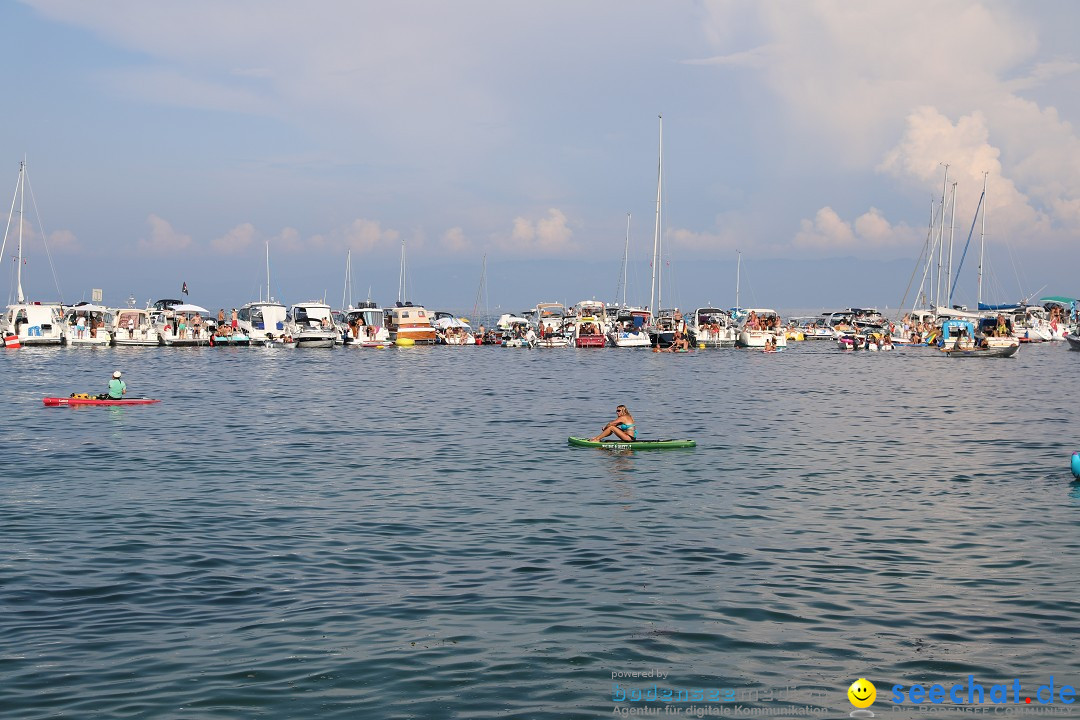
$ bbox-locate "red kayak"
[43,397,161,407]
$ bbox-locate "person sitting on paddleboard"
[99,371,126,400]
[589,405,636,442]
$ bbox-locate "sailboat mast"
[936,164,949,308]
[735,250,741,310]
[650,114,663,315]
[947,181,957,308]
[265,240,271,302]
[977,172,988,308]
[397,238,406,304]
[16,159,25,304]
[621,212,630,308]
[341,249,348,310]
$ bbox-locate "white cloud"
[211,222,257,254]
[878,107,1050,242]
[698,1,1080,248]
[794,206,919,253]
[137,214,192,254]
[342,218,398,253]
[501,208,575,254]
[442,227,469,253]
[48,229,80,253]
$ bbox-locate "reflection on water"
[2,342,1079,718]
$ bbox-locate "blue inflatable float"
[1072,452,1080,479]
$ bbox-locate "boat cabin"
[941,319,976,349]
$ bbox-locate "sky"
[2,0,1080,313]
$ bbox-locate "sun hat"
[113,371,122,378]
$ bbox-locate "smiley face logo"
[848,678,876,708]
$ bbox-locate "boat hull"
[568,436,696,450]
[941,344,1019,358]
[575,335,606,348]
[44,397,161,407]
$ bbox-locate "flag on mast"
[182,282,189,295]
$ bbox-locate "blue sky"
[3,1,1080,313]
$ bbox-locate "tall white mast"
[946,181,957,308]
[936,163,949,308]
[621,212,631,308]
[735,250,741,310]
[977,172,988,308]
[265,240,271,302]
[15,158,26,302]
[16,159,25,304]
[397,238,406,304]
[650,114,663,315]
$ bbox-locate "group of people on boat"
[744,311,781,331]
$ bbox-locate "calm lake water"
[3,341,1079,719]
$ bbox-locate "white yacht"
[689,307,736,347]
[737,308,787,348]
[154,301,210,346]
[110,307,161,346]
[289,302,338,348]
[342,302,392,347]
[3,303,66,346]
[237,301,288,345]
[65,304,113,346]
[607,307,652,348]
[433,311,475,345]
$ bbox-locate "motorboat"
[342,302,392,347]
[573,314,606,348]
[289,302,339,348]
[110,307,161,346]
[607,307,652,348]
[689,307,736,347]
[237,301,288,345]
[384,303,436,345]
[155,301,210,346]
[433,311,475,345]
[736,308,787,349]
[939,319,1018,357]
[65,304,112,346]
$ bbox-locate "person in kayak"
[107,370,126,399]
[589,404,636,442]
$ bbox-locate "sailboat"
[645,116,688,349]
[608,212,651,348]
[1,159,67,346]
[341,249,392,347]
[384,238,435,345]
[237,241,288,346]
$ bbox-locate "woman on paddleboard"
[106,371,126,400]
[589,404,636,442]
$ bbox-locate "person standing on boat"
[107,371,126,399]
[589,405,636,443]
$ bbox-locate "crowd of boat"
[4,296,1079,356]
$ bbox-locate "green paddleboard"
[567,436,696,450]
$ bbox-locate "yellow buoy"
[698,343,706,349]
[395,338,415,347]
